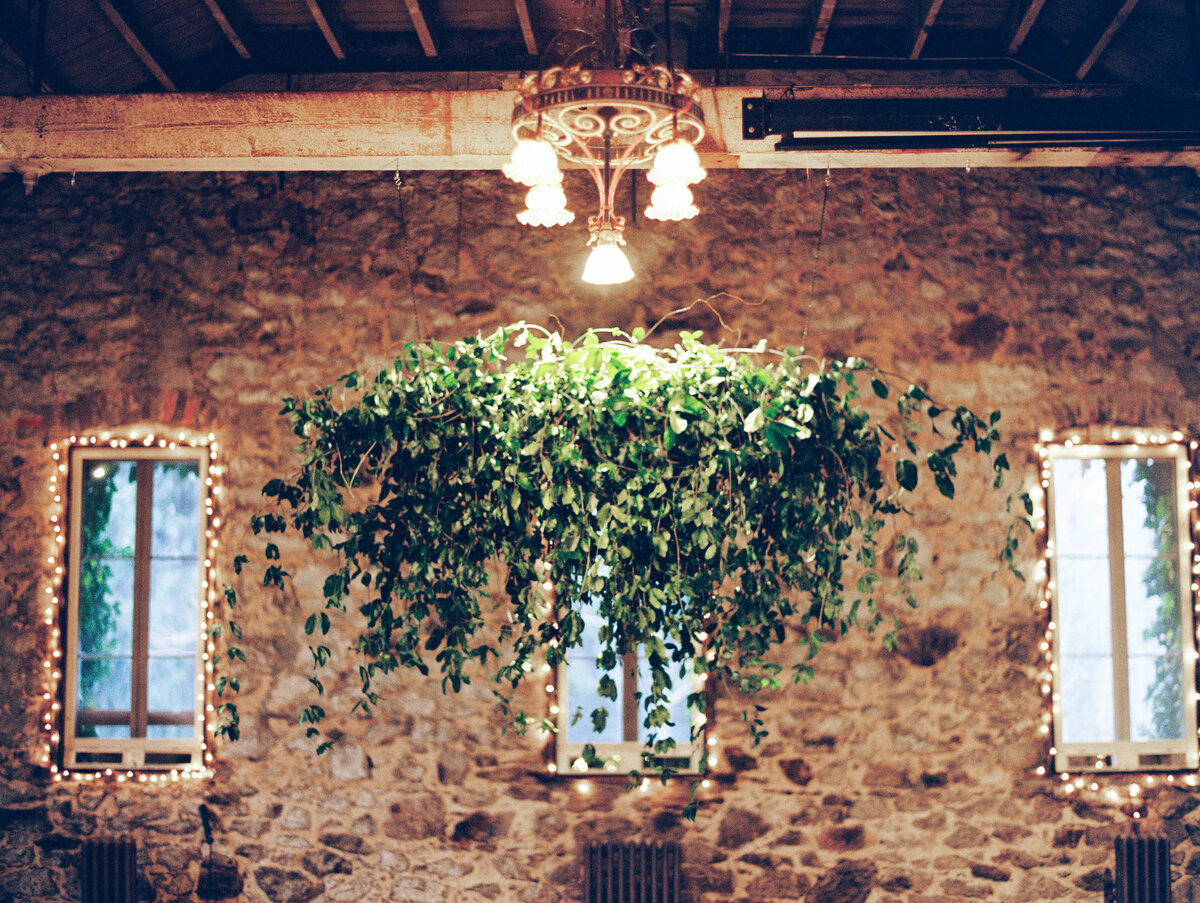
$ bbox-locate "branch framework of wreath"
[216,323,1027,802]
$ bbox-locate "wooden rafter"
[1006,0,1048,54]
[718,0,732,55]
[197,0,254,60]
[514,0,537,56]
[1075,0,1141,80]
[0,21,59,92]
[92,0,176,90]
[404,0,439,58]
[809,0,838,55]
[910,0,947,59]
[302,0,348,60]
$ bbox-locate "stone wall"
[0,166,1198,903]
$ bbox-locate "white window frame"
[556,644,706,776]
[63,445,209,771]
[1047,441,1198,773]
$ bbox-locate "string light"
[1035,426,1200,809]
[40,426,221,782]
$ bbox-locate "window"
[1047,440,1197,772]
[556,597,705,775]
[63,445,209,770]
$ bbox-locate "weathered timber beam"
[0,23,59,93]
[92,0,177,91]
[2,88,1200,175]
[910,0,947,59]
[514,0,538,56]
[1076,0,1141,80]
[404,0,439,57]
[198,0,255,60]
[718,0,732,55]
[1006,0,1048,54]
[302,0,348,60]
[809,0,838,55]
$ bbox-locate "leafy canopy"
[217,324,1023,790]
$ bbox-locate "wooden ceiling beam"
[198,0,255,60]
[302,0,348,60]
[809,0,838,55]
[1006,0,1048,54]
[0,21,60,93]
[909,0,947,60]
[514,0,538,56]
[3,88,1200,175]
[92,0,176,91]
[1075,0,1141,80]
[718,0,732,55]
[403,0,439,58]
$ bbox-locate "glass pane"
[1055,558,1112,657]
[147,723,194,740]
[152,461,201,556]
[149,559,200,656]
[76,656,131,722]
[636,657,693,747]
[78,557,134,656]
[1130,654,1185,741]
[1059,655,1115,743]
[147,656,197,721]
[1121,459,1178,558]
[1052,458,1110,557]
[566,597,623,744]
[89,724,131,740]
[1125,563,1181,658]
[81,460,137,558]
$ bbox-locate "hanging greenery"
[217,322,1027,803]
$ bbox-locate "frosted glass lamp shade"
[581,240,634,285]
[645,184,698,221]
[516,185,575,227]
[648,139,706,186]
[503,139,562,187]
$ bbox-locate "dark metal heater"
[81,837,137,903]
[584,841,681,903]
[1114,834,1171,903]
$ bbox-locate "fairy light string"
[41,426,221,784]
[1032,427,1200,818]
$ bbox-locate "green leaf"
[896,460,918,491]
[870,378,889,399]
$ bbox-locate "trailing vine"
[216,322,1028,808]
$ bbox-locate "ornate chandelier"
[503,0,706,285]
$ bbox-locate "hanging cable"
[800,168,831,352]
[394,161,424,342]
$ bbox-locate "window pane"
[147,656,197,726]
[149,559,200,656]
[1130,654,1185,741]
[82,461,137,557]
[147,724,194,740]
[565,598,623,745]
[1055,558,1112,657]
[1121,459,1177,558]
[1059,655,1115,743]
[636,658,692,747]
[152,462,201,555]
[1052,458,1109,557]
[78,557,134,656]
[77,656,131,729]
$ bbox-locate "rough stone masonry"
[0,166,1198,902]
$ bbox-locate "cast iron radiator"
[81,837,137,903]
[584,841,681,903]
[1114,834,1170,903]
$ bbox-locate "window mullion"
[623,651,638,743]
[131,460,154,739]
[1106,459,1131,743]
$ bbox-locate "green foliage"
[217,324,1021,799]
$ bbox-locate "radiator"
[584,841,681,903]
[81,837,137,903]
[1114,834,1171,903]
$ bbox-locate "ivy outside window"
[63,446,209,771]
[1046,440,1198,773]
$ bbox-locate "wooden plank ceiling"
[0,0,1195,97]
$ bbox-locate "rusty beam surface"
[92,0,177,91]
[2,88,1199,175]
[809,0,838,55]
[404,0,439,57]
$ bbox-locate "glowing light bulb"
[503,139,561,187]
[516,185,574,227]
[581,239,634,285]
[648,139,706,186]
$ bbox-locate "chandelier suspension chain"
[801,168,832,351]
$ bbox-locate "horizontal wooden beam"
[1,88,1199,176]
